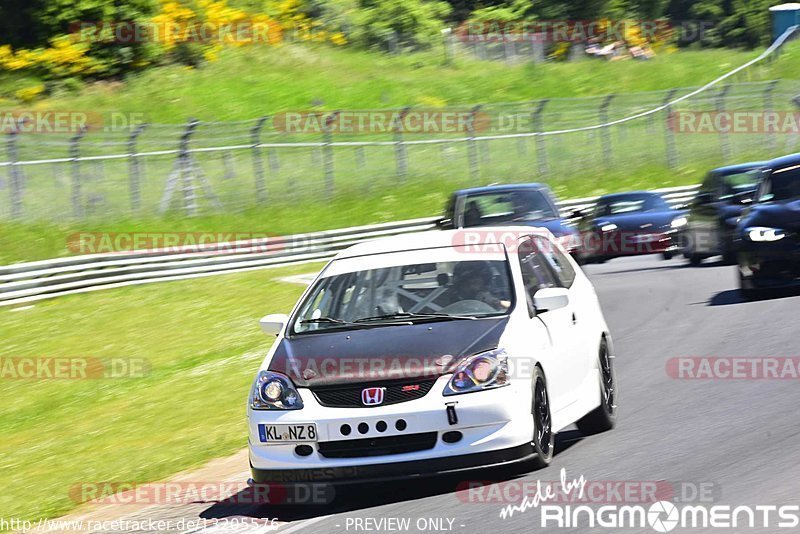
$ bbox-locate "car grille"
[318,432,438,458]
[312,379,437,408]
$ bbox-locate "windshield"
[719,170,761,201]
[759,166,800,202]
[595,194,670,216]
[292,253,514,334]
[459,190,558,226]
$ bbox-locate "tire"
[662,251,673,260]
[530,367,554,469]
[688,254,703,266]
[576,338,617,435]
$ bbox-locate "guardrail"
[0,184,700,306]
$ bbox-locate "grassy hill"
[5,43,800,121]
[1,42,800,264]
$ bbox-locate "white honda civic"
[247,227,616,484]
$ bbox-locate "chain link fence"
[2,77,800,223]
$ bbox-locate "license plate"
[258,424,317,444]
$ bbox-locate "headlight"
[744,226,786,242]
[250,370,303,410]
[443,349,510,396]
[600,223,617,232]
[671,216,688,228]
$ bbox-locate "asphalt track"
[81,255,800,534]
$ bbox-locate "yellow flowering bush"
[14,84,46,102]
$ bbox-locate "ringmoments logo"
[539,502,800,531]
[495,469,799,531]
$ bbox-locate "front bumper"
[738,238,800,288]
[248,376,533,483]
[581,230,678,259]
[250,443,536,484]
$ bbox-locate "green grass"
[7,43,800,121]
[0,262,323,521]
[1,42,800,264]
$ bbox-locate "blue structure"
[770,3,800,41]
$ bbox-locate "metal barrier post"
[70,126,88,219]
[662,89,678,168]
[322,112,338,199]
[6,120,23,219]
[532,99,549,176]
[467,105,481,181]
[764,81,779,151]
[128,123,148,214]
[715,85,731,162]
[251,117,268,204]
[599,95,615,166]
[394,107,410,181]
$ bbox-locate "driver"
[446,261,511,310]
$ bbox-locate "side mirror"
[533,287,570,312]
[259,313,288,336]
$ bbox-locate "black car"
[576,191,687,262]
[681,162,766,265]
[438,183,580,255]
[737,153,800,298]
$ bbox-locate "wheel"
[688,254,703,266]
[662,251,673,260]
[576,338,617,435]
[530,367,554,468]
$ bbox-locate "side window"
[533,235,576,289]
[517,238,559,311]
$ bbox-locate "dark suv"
[681,162,766,265]
[737,153,800,298]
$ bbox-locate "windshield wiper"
[355,312,478,323]
[298,316,410,329]
[299,317,353,325]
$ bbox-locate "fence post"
[393,107,410,181]
[355,147,366,168]
[180,118,199,217]
[70,126,88,219]
[599,95,615,167]
[764,81,779,151]
[467,105,481,181]
[6,121,23,219]
[715,85,731,162]
[532,99,549,177]
[128,123,147,214]
[322,111,338,199]
[662,89,678,168]
[251,117,268,204]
